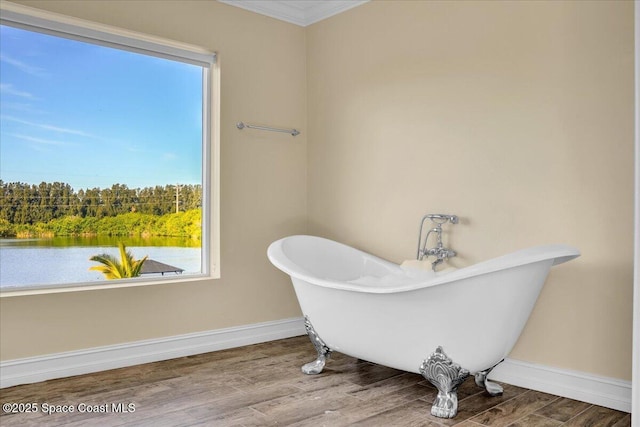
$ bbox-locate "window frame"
[0,2,220,296]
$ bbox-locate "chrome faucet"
[416,214,458,271]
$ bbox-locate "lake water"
[0,236,201,290]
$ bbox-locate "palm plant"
[89,242,148,279]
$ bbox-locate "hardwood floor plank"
[611,414,632,427]
[0,337,630,426]
[563,405,631,427]
[468,390,559,427]
[505,413,563,427]
[344,362,407,387]
[350,399,448,427]
[453,421,490,427]
[288,369,363,394]
[289,383,437,427]
[533,396,592,422]
[347,372,425,400]
[154,405,267,427]
[251,387,360,425]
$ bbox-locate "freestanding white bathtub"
[267,235,580,418]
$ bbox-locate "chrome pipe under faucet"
[417,214,458,271]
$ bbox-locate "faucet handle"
[424,214,458,225]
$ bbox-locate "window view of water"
[0,23,210,292]
[0,237,201,290]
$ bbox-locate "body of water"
[0,236,201,290]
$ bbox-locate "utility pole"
[175,184,181,213]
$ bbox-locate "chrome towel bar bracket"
[236,121,300,137]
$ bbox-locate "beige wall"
[0,0,306,359]
[0,0,635,384]
[307,0,634,380]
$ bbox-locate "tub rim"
[267,234,580,294]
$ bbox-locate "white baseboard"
[490,358,632,413]
[1,319,632,414]
[0,316,307,389]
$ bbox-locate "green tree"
[89,242,148,280]
[0,181,202,228]
[0,218,13,237]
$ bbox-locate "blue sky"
[0,24,203,191]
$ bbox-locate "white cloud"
[0,83,35,99]
[10,133,71,147]
[1,115,94,137]
[0,54,48,77]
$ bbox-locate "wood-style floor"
[0,336,631,426]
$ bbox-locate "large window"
[0,4,219,294]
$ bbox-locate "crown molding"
[217,0,368,27]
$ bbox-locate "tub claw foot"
[302,355,328,375]
[302,316,332,375]
[420,346,469,419]
[474,362,504,396]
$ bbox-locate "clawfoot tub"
[267,235,580,419]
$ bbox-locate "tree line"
[0,209,202,239]
[0,181,202,225]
